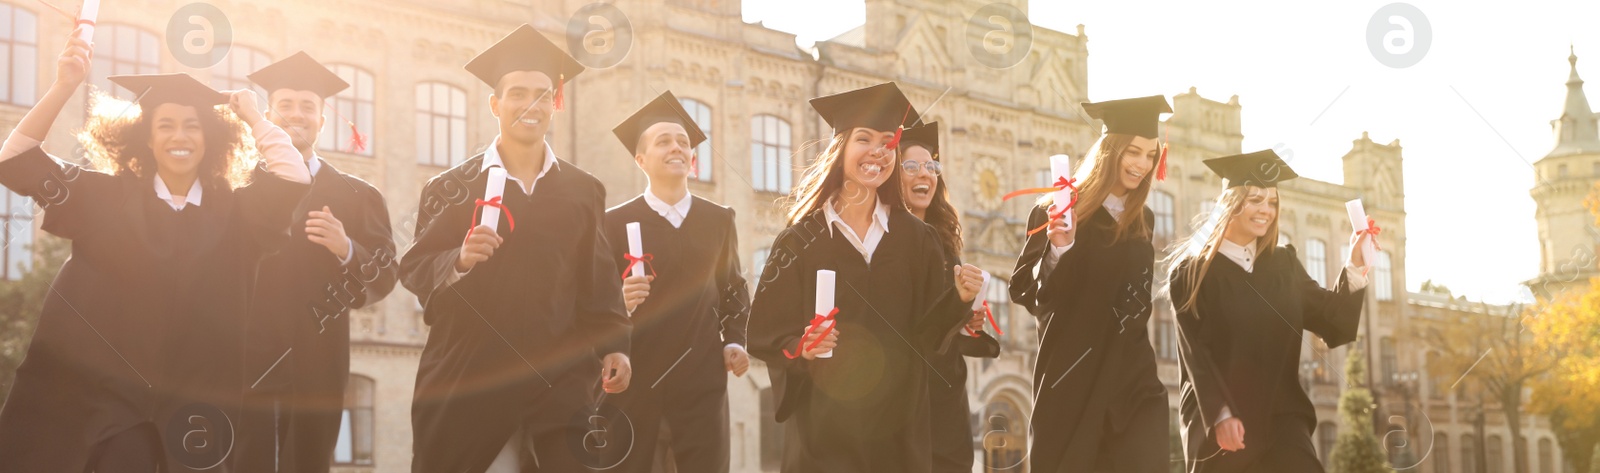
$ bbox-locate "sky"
[742,0,1600,304]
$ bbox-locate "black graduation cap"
[899,121,939,158]
[612,91,707,155]
[108,73,228,109]
[1080,95,1171,139]
[247,51,349,99]
[809,82,920,134]
[1202,149,1299,188]
[465,24,585,108]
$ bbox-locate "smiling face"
[489,70,555,145]
[146,103,206,179]
[1115,135,1159,194]
[267,89,324,153]
[635,121,693,181]
[900,144,937,213]
[841,127,896,192]
[1225,186,1279,241]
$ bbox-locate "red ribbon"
[552,74,565,111]
[1000,176,1079,236]
[464,196,515,243]
[1156,124,1169,181]
[621,253,657,280]
[966,301,1003,338]
[1362,217,1382,251]
[783,308,840,359]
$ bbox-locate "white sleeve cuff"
[339,237,355,266]
[1214,406,1234,426]
[1040,242,1072,274]
[1342,264,1369,291]
[725,343,744,351]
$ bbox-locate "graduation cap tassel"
[552,74,565,111]
[882,104,914,151]
[1156,124,1170,181]
[325,103,367,154]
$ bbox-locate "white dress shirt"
[153,174,204,210]
[642,187,693,228]
[822,197,891,264]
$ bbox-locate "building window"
[1539,438,1554,473]
[1,4,38,106]
[1153,317,1176,360]
[415,82,467,167]
[319,64,375,156]
[1311,339,1331,383]
[1558,164,1569,177]
[1318,421,1337,467]
[1376,250,1394,301]
[985,277,1011,337]
[1380,337,1397,382]
[88,24,160,101]
[1463,434,1478,473]
[680,97,713,182]
[759,386,782,470]
[750,114,792,193]
[1,190,33,280]
[1434,434,1451,473]
[1487,435,1504,473]
[334,374,375,465]
[1150,190,1174,243]
[1305,238,1327,288]
[1426,351,1445,400]
[208,45,271,101]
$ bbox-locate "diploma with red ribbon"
[76,0,98,41]
[784,270,837,359]
[466,167,515,243]
[965,270,1003,337]
[621,222,657,280]
[1345,199,1381,275]
[1001,155,1079,236]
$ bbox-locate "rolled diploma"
[1345,199,1377,269]
[481,167,506,232]
[626,222,644,278]
[1050,154,1075,230]
[966,270,990,336]
[77,0,99,42]
[815,270,835,358]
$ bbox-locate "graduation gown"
[398,153,630,472]
[0,147,308,472]
[236,159,397,473]
[1168,245,1363,473]
[748,207,970,473]
[1009,204,1167,473]
[929,244,1000,473]
[600,195,749,472]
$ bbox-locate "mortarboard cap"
[465,24,585,109]
[1080,95,1171,139]
[899,121,939,158]
[1203,149,1299,188]
[809,82,920,134]
[612,91,707,156]
[108,73,228,110]
[248,51,349,99]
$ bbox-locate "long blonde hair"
[784,130,905,225]
[1037,133,1153,243]
[1164,186,1281,314]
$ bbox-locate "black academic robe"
[1010,204,1168,473]
[399,154,630,472]
[1168,245,1364,473]
[748,207,970,473]
[236,159,397,473]
[930,244,1000,473]
[0,147,308,472]
[599,195,749,473]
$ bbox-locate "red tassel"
[1156,123,1169,181]
[552,74,565,111]
[347,122,367,154]
[882,103,913,151]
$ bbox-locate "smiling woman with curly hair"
[0,28,311,472]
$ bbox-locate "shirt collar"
[1218,237,1257,272]
[642,186,692,219]
[481,137,561,179]
[822,197,891,237]
[153,174,203,210]
[1103,192,1127,219]
[306,153,323,177]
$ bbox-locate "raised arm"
[1294,236,1369,348]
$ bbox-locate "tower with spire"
[1529,46,1600,300]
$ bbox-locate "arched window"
[1317,421,1337,466]
[319,64,375,156]
[1376,250,1394,301]
[1463,434,1478,473]
[1,3,39,106]
[1380,337,1397,382]
[1434,433,1451,473]
[334,374,375,465]
[982,398,1027,472]
[1150,190,1174,243]
[750,114,792,193]
[89,24,160,100]
[415,82,467,166]
[209,45,271,100]
[1305,238,1328,288]
[1487,434,1504,473]
[1539,437,1554,473]
[679,97,713,182]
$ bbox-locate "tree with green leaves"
[0,234,69,402]
[1331,346,1395,473]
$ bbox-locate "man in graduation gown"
[235,51,398,473]
[398,24,632,472]
[600,91,750,473]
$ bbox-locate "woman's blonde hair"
[1164,185,1281,314]
[76,91,256,190]
[1037,133,1154,243]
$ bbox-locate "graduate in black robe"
[1010,96,1172,473]
[748,82,971,473]
[0,43,311,473]
[1167,150,1370,473]
[599,91,751,473]
[234,52,398,473]
[398,25,632,473]
[898,122,1000,472]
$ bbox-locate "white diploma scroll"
[966,269,991,336]
[77,0,99,42]
[1049,154,1075,230]
[626,222,645,278]
[815,269,836,359]
[1345,199,1378,269]
[481,167,507,233]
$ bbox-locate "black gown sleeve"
[572,183,631,359]
[956,331,1001,358]
[399,174,471,311]
[1169,260,1237,439]
[1009,205,1051,315]
[1285,245,1365,348]
[916,224,976,357]
[748,227,813,422]
[229,166,312,256]
[0,147,116,240]
[715,208,751,347]
[334,180,399,310]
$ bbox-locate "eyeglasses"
[901,160,942,177]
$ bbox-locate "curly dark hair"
[76,91,255,190]
[899,139,962,255]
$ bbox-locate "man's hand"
[601,353,632,394]
[228,89,265,127]
[306,206,351,262]
[724,345,750,377]
[800,324,838,360]
[1215,417,1246,452]
[966,310,987,333]
[622,275,652,313]
[456,225,503,272]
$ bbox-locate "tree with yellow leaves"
[1528,277,1600,473]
